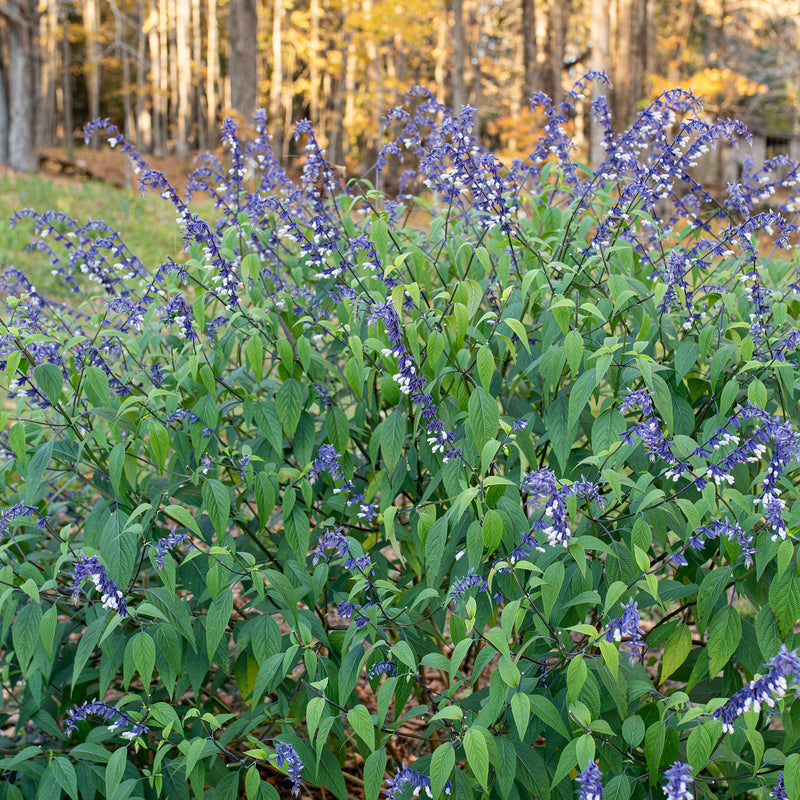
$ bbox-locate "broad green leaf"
[206,589,234,659]
[364,749,387,800]
[34,363,63,406]
[430,743,455,800]
[276,378,304,436]
[511,692,530,739]
[105,746,127,800]
[769,564,800,638]
[567,370,599,433]
[661,623,692,683]
[130,630,156,687]
[529,694,570,739]
[347,704,375,750]
[202,478,231,536]
[51,757,79,800]
[464,727,489,789]
[468,388,500,450]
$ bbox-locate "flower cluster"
[713,645,800,733]
[0,503,38,540]
[520,469,599,546]
[604,598,646,664]
[689,518,755,567]
[364,660,397,680]
[449,568,489,602]
[662,762,693,800]
[308,443,345,484]
[64,699,148,740]
[152,531,192,568]
[577,761,604,800]
[273,741,304,797]
[366,300,456,459]
[70,551,127,617]
[383,763,451,800]
[619,389,675,466]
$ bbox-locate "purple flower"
[311,526,350,565]
[0,504,38,540]
[713,645,800,733]
[64,699,148,739]
[520,469,576,546]
[308,444,345,483]
[771,773,787,800]
[152,531,191,568]
[577,761,604,800]
[273,741,304,797]
[383,762,451,799]
[70,551,127,617]
[662,762,692,800]
[364,660,397,680]
[449,568,488,601]
[605,598,646,664]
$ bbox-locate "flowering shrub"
[1,80,800,800]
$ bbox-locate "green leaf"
[105,747,127,800]
[644,720,665,783]
[769,563,800,638]
[149,420,169,474]
[425,516,449,586]
[131,631,156,687]
[546,396,572,473]
[24,440,53,505]
[564,330,583,374]
[686,723,713,772]
[550,738,578,789]
[567,370,599,433]
[708,606,742,675]
[756,605,782,660]
[476,345,494,391]
[430,744,455,800]
[12,602,41,675]
[34,363,63,406]
[511,692,530,739]
[482,509,503,553]
[39,604,57,660]
[468,388,500,450]
[164,504,202,537]
[51,756,79,800]
[660,623,691,683]
[529,694,570,739]
[206,589,234,659]
[622,716,644,748]
[276,378,304,436]
[785,753,800,800]
[347,704,375,750]
[696,566,732,632]
[72,616,104,690]
[380,410,405,472]
[100,510,136,590]
[246,335,264,382]
[364,749,387,800]
[464,727,489,790]
[202,478,231,536]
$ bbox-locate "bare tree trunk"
[309,0,320,125]
[589,0,610,165]
[281,43,293,161]
[158,0,169,152]
[37,0,58,148]
[269,0,283,151]
[136,0,151,151]
[61,9,73,158]
[192,0,206,149]
[520,0,538,104]
[83,0,101,148]
[206,0,218,144]
[175,0,191,157]
[665,0,697,81]
[0,22,9,165]
[452,0,465,110]
[230,0,258,125]
[547,0,565,108]
[434,4,447,106]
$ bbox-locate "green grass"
[0,172,191,299]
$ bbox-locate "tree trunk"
[192,0,206,149]
[520,0,538,105]
[206,0,218,144]
[37,0,58,148]
[452,0,465,110]
[589,0,610,165]
[269,0,283,151]
[136,0,151,151]
[0,23,9,165]
[230,0,258,125]
[175,0,191,157]
[82,0,101,148]
[61,9,73,158]
[665,0,697,82]
[309,0,320,125]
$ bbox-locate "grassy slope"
[0,170,188,300]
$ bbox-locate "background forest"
[0,0,798,183]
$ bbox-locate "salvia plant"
[2,75,800,800]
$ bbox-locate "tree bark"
[37,0,58,148]
[520,0,538,104]
[136,0,151,151]
[175,0,191,157]
[452,0,465,110]
[191,0,206,149]
[82,0,101,149]
[230,0,258,125]
[61,9,73,158]
[589,0,610,165]
[269,0,283,149]
[206,0,218,144]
